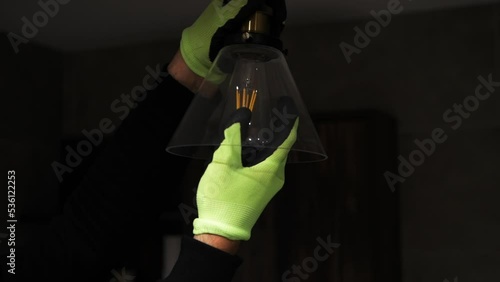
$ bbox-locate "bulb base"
[223,7,286,55]
[242,9,272,34]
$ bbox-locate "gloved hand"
[193,97,299,241]
[180,0,287,79]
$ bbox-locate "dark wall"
[281,4,500,281]
[2,1,500,281]
[0,33,63,222]
[56,3,500,280]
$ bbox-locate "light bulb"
[166,43,327,163]
[165,8,327,163]
[236,86,257,112]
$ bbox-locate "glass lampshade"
[166,43,327,164]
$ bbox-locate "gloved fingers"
[242,96,298,167]
[263,117,298,164]
[244,117,298,167]
[212,123,243,165]
[212,107,252,165]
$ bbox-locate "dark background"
[1,0,500,281]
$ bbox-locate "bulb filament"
[236,88,257,112]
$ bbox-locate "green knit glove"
[193,114,299,241]
[180,0,248,79]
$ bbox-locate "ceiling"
[1,0,499,51]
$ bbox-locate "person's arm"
[160,235,242,282]
[193,234,241,255]
[3,57,245,282]
[168,50,204,94]
[1,62,197,282]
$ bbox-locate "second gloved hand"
[193,103,298,241]
[180,0,287,79]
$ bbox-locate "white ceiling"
[1,0,499,51]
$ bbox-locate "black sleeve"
[1,68,242,282]
[161,236,242,282]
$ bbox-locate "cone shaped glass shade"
[166,44,327,163]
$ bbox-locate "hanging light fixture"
[166,5,327,164]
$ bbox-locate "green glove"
[193,105,299,241]
[180,0,287,80]
[180,0,248,79]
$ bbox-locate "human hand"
[193,97,299,241]
[179,0,287,79]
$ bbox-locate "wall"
[281,4,500,282]
[62,40,180,137]
[43,2,500,281]
[0,35,63,220]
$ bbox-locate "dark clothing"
[1,69,242,282]
[163,235,242,282]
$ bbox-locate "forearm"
[8,66,196,281]
[161,236,242,282]
[168,50,204,93]
[194,234,241,255]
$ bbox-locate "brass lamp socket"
[242,10,272,35]
[220,4,285,55]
